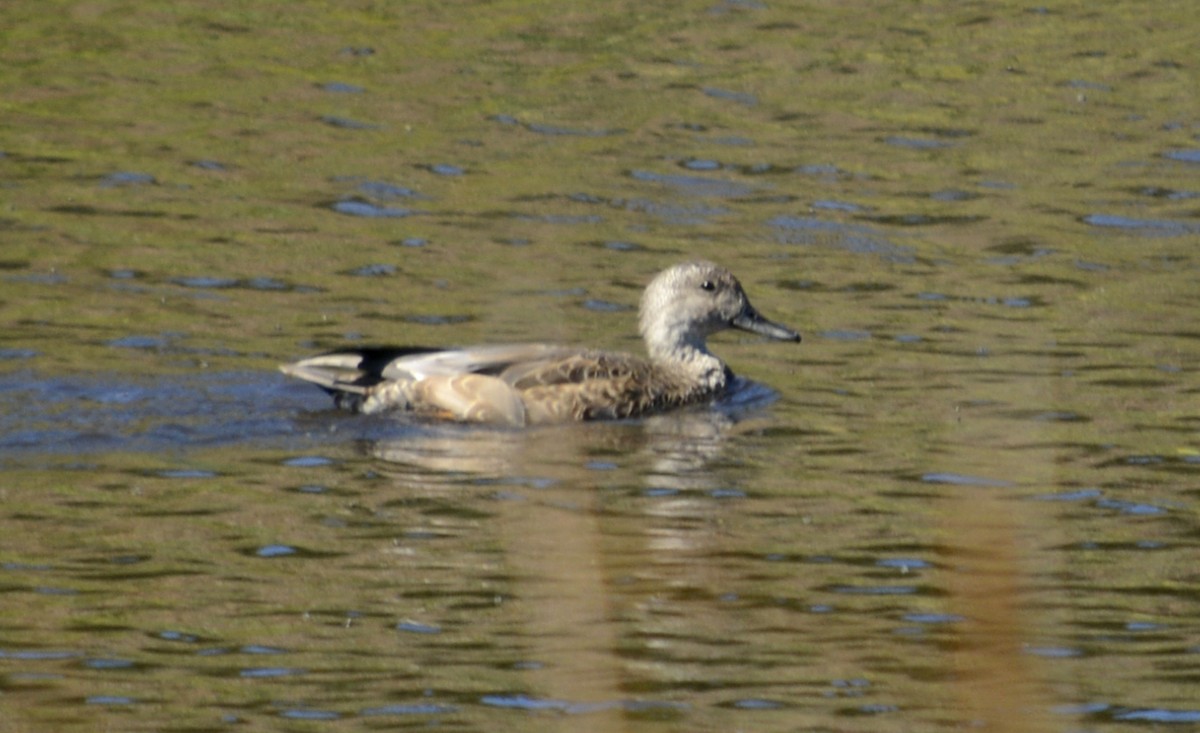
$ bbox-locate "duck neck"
[646,336,730,393]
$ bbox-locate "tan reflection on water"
[942,489,1055,733]
[368,410,737,729]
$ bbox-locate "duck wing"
[381,344,580,381]
[499,350,652,388]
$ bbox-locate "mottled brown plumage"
[280,261,800,426]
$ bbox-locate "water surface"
[2,2,1198,732]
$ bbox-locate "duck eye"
[699,280,715,292]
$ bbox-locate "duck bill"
[731,307,801,342]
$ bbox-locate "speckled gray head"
[638,260,800,361]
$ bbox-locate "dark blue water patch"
[903,613,964,625]
[422,163,465,176]
[827,584,918,596]
[35,585,77,596]
[608,196,729,225]
[279,708,340,720]
[245,277,289,291]
[599,240,642,252]
[84,657,135,670]
[921,472,1015,488]
[169,275,298,292]
[710,0,768,12]
[341,263,396,277]
[1164,148,1200,164]
[172,275,239,289]
[481,694,567,711]
[283,455,333,468]
[629,169,756,198]
[99,171,156,187]
[586,460,618,471]
[1025,646,1084,658]
[979,179,1017,189]
[514,212,604,225]
[1113,707,1200,723]
[491,115,622,137]
[855,703,900,715]
[0,348,37,360]
[1063,79,1112,91]
[582,299,628,313]
[479,694,637,714]
[876,557,930,570]
[0,370,367,461]
[361,703,459,716]
[255,545,297,558]
[1094,498,1165,515]
[683,158,721,171]
[190,159,227,171]
[5,271,68,285]
[811,199,865,212]
[109,334,175,350]
[87,695,136,705]
[241,645,287,655]
[156,469,218,479]
[512,660,544,670]
[1124,454,1164,465]
[1135,186,1200,200]
[321,81,364,93]
[392,237,427,248]
[710,488,746,499]
[821,329,871,342]
[730,698,785,710]
[3,561,54,571]
[1031,488,1103,502]
[355,180,420,199]
[0,648,81,661]
[643,487,679,497]
[240,666,304,678]
[884,136,950,150]
[319,115,380,130]
[767,215,916,263]
[527,121,621,136]
[404,314,472,326]
[1082,213,1200,235]
[330,199,415,218]
[157,630,200,643]
[795,163,847,177]
[396,621,441,634]
[701,86,758,106]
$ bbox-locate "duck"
[280,260,800,426]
